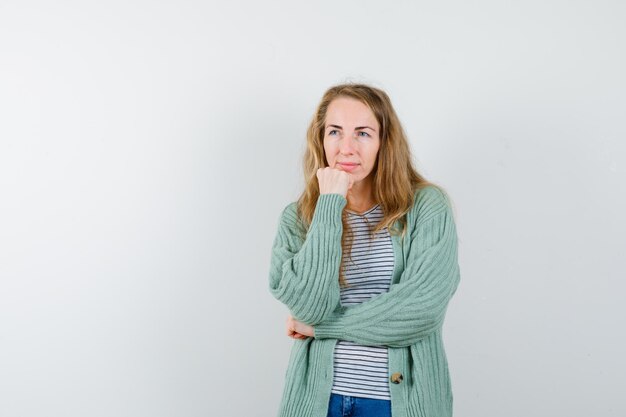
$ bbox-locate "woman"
[269,83,460,417]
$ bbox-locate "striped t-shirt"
[330,204,394,400]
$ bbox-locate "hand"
[317,167,353,197]
[286,315,315,339]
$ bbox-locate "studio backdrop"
[1,1,624,416]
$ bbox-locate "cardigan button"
[390,372,404,384]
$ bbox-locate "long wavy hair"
[296,83,439,285]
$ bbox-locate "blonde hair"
[296,83,440,285]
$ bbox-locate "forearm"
[314,206,460,346]
[314,264,459,347]
[269,194,346,325]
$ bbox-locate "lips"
[336,162,359,172]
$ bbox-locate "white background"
[1,1,625,416]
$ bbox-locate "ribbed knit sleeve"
[313,189,460,347]
[269,193,347,325]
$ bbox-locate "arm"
[268,193,346,325]
[313,190,460,347]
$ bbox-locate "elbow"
[292,293,339,326]
[269,280,339,325]
[391,309,447,347]
[268,263,341,325]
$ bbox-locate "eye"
[357,131,370,137]
[328,129,339,136]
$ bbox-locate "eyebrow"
[326,124,376,132]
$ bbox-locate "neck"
[346,178,376,213]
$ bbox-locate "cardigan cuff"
[310,194,347,228]
[314,311,345,340]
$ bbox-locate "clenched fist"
[317,167,354,197]
[286,315,315,339]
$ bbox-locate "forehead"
[325,97,378,128]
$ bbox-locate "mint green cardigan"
[269,185,460,417]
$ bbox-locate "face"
[323,97,381,185]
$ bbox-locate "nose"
[339,134,356,155]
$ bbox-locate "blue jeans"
[326,393,392,417]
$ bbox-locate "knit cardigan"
[269,185,460,417]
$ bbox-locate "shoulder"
[409,184,453,226]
